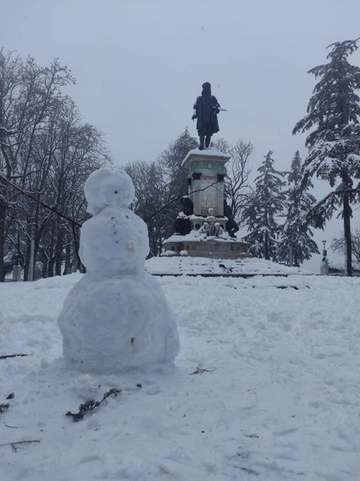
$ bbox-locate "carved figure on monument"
[173,216,191,236]
[224,200,239,238]
[180,196,194,216]
[173,196,193,235]
[198,221,210,237]
[205,208,216,236]
[214,222,224,237]
[192,82,221,150]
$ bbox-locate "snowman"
[58,168,180,374]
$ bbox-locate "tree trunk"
[23,243,30,281]
[55,251,62,276]
[48,256,55,277]
[0,195,6,282]
[55,236,62,276]
[63,243,71,275]
[343,192,352,277]
[47,226,55,277]
[264,231,269,260]
[55,217,63,276]
[41,253,49,278]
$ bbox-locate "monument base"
[163,234,249,259]
[165,147,250,260]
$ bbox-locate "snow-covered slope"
[0,272,359,480]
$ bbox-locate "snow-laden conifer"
[243,151,286,261]
[293,38,360,275]
[278,151,319,263]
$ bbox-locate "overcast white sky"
[3,0,360,271]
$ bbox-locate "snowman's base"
[58,272,180,374]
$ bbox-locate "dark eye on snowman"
[114,190,118,194]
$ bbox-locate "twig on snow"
[0,404,10,414]
[0,354,29,360]
[0,393,15,414]
[0,440,40,452]
[230,464,259,475]
[189,367,216,375]
[66,388,121,422]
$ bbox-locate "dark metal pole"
[343,190,352,277]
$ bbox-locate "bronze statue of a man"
[192,82,220,150]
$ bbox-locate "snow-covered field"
[1,270,360,481]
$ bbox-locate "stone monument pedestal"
[183,149,228,216]
[163,236,249,259]
[163,148,250,259]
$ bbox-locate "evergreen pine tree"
[158,128,198,202]
[243,151,286,260]
[293,38,360,276]
[126,129,198,257]
[279,151,319,264]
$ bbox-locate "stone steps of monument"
[149,272,303,278]
[145,256,313,277]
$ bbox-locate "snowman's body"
[58,169,180,373]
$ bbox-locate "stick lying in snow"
[189,367,216,375]
[0,393,15,414]
[66,388,122,422]
[0,403,10,413]
[0,354,29,359]
[0,440,40,452]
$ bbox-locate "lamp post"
[322,240,327,259]
[320,240,329,275]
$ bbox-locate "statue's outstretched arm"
[192,99,198,120]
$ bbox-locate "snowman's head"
[84,168,135,215]
[80,168,149,276]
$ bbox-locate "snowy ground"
[146,256,312,276]
[1,268,360,480]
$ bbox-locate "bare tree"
[331,227,360,263]
[0,50,24,280]
[0,49,110,280]
[125,160,172,257]
[214,138,254,225]
[225,140,253,224]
